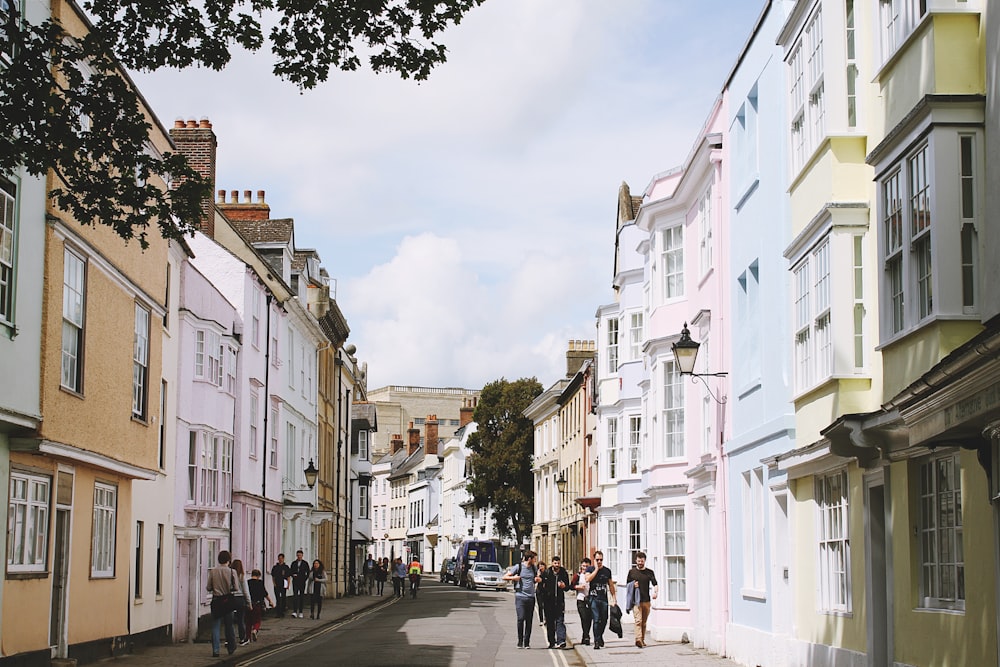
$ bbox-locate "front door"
[865,477,891,667]
[174,539,193,640]
[49,508,70,657]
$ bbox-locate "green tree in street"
[466,377,543,547]
[0,0,484,248]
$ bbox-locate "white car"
[467,562,508,591]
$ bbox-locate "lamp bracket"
[686,373,728,405]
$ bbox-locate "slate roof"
[229,218,294,245]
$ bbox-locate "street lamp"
[555,472,568,495]
[303,459,319,489]
[671,322,728,404]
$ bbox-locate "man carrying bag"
[207,550,240,658]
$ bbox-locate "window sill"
[131,414,149,427]
[875,313,981,351]
[740,587,767,601]
[59,385,85,400]
[6,570,49,580]
[734,177,759,211]
[916,604,965,615]
[819,609,853,618]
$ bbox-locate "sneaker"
[581,638,590,645]
[516,642,523,649]
[539,621,545,626]
[523,645,530,650]
[547,644,555,649]
[557,642,567,649]
[240,639,250,646]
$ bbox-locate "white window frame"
[628,415,641,476]
[628,311,643,361]
[663,360,684,458]
[132,303,150,419]
[793,239,832,392]
[287,326,296,389]
[249,391,259,458]
[270,402,279,468]
[225,344,237,395]
[61,247,86,392]
[628,517,642,565]
[251,286,261,348]
[919,451,964,611]
[697,185,713,276]
[359,430,369,461]
[661,226,684,301]
[359,484,369,520]
[606,518,620,575]
[817,469,850,612]
[0,177,17,326]
[788,8,825,174]
[879,0,927,64]
[607,418,619,480]
[663,507,686,603]
[605,317,619,375]
[92,482,117,578]
[7,471,50,572]
[959,134,978,313]
[880,142,934,338]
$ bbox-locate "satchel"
[210,594,233,618]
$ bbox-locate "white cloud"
[133,0,764,391]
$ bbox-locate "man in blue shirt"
[503,550,541,649]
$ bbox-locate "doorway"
[865,477,891,667]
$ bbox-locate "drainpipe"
[261,293,273,579]
[334,352,344,594]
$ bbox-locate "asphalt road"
[233,579,585,667]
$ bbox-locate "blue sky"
[134,0,766,391]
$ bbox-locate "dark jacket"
[541,566,571,610]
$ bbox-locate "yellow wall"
[2,455,132,655]
[880,321,983,400]
[789,466,867,653]
[889,451,996,667]
[794,379,875,449]
[789,137,872,235]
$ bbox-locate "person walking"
[206,550,238,658]
[408,555,423,598]
[289,549,310,618]
[246,569,273,642]
[626,551,658,648]
[363,553,376,594]
[392,557,407,598]
[571,557,593,646]
[270,553,291,618]
[375,557,388,596]
[541,555,571,649]
[535,562,547,627]
[308,559,328,619]
[502,550,540,649]
[231,559,252,646]
[584,550,616,650]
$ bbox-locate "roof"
[228,218,294,245]
[352,402,378,430]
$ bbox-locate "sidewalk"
[561,603,741,666]
[97,592,392,666]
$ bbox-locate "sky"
[133,0,766,392]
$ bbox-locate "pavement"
[96,578,740,667]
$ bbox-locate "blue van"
[454,540,497,587]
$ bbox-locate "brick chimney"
[459,399,475,428]
[390,434,404,455]
[169,118,217,237]
[407,423,421,456]
[217,188,271,221]
[424,415,439,456]
[566,339,596,376]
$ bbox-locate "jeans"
[292,580,306,614]
[576,599,592,642]
[544,603,566,646]
[589,596,609,646]
[310,592,323,618]
[392,576,403,597]
[273,582,287,616]
[211,609,236,656]
[514,595,536,646]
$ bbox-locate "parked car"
[467,561,507,591]
[454,539,497,587]
[440,558,457,583]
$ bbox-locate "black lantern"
[304,459,319,489]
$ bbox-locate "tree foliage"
[0,0,484,247]
[466,377,543,546]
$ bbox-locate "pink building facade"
[595,95,730,649]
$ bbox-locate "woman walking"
[308,559,327,619]
[231,559,252,645]
[246,569,273,642]
[535,562,547,626]
[375,557,388,596]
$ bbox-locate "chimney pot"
[243,189,251,202]
[217,189,226,203]
[199,117,212,129]
[186,119,197,128]
[231,190,239,203]
[257,190,265,203]
[174,119,185,128]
